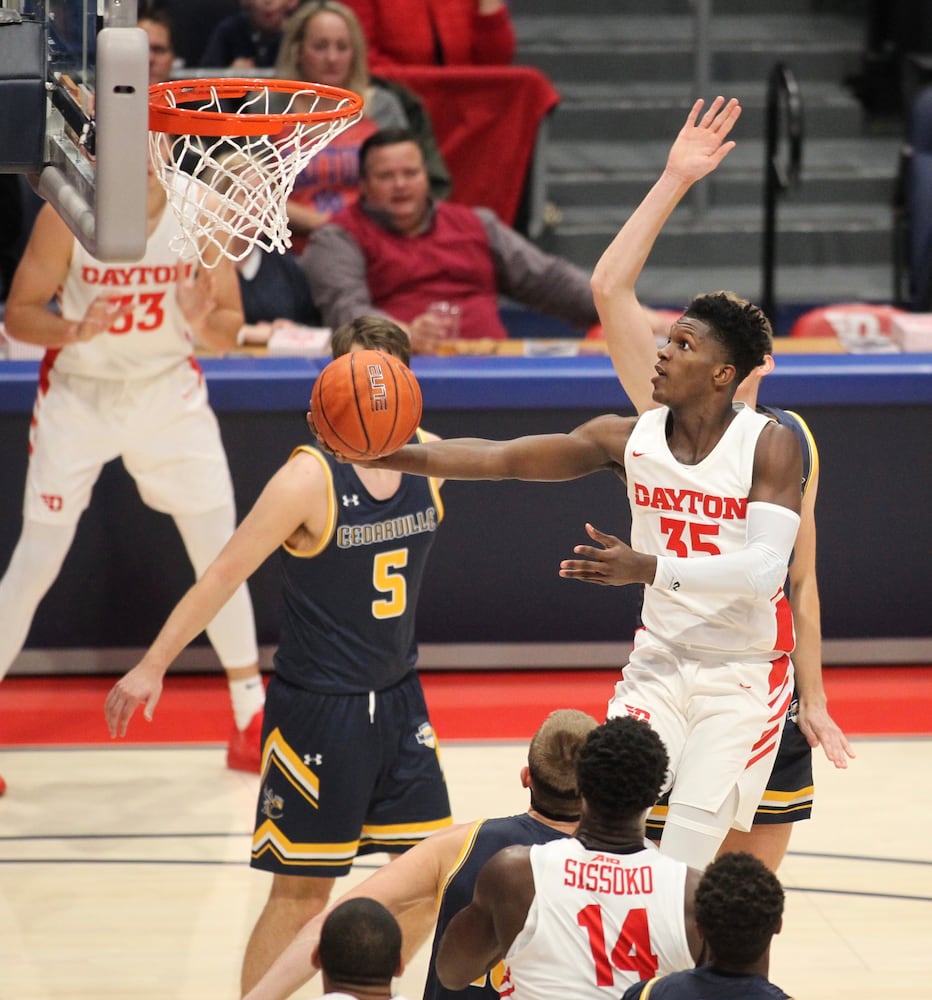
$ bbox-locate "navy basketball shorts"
[250,670,452,877]
[646,697,814,838]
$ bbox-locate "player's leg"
[244,678,385,991]
[122,364,263,770]
[241,872,336,995]
[606,631,689,795]
[719,702,814,871]
[0,371,110,793]
[361,672,453,959]
[0,519,78,680]
[662,654,792,868]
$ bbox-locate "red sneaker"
[227,711,263,774]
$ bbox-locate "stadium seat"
[788,303,906,351]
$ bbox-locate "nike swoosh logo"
[739,683,752,690]
[631,451,648,457]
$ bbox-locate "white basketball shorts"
[23,360,236,525]
[607,629,793,831]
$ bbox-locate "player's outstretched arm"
[244,822,473,1000]
[592,97,741,412]
[363,415,634,483]
[104,457,324,736]
[176,255,244,353]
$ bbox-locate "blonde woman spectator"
[277,0,450,254]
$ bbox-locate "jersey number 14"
[577,903,659,985]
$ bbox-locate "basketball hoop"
[148,78,364,267]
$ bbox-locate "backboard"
[0,1,149,261]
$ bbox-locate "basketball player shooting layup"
[355,97,804,872]
[105,315,452,995]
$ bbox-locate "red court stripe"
[0,666,930,746]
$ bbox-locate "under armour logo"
[342,494,360,507]
[303,753,323,766]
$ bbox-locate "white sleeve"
[651,501,800,598]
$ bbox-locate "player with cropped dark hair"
[316,898,405,998]
[577,712,670,819]
[434,717,702,998]
[681,290,774,383]
[622,851,790,999]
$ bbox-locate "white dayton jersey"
[626,403,795,658]
[54,206,195,380]
[502,838,692,998]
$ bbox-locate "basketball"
[310,349,423,460]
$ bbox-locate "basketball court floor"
[2,719,931,998]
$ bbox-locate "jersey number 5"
[372,548,408,620]
[577,903,659,985]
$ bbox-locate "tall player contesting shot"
[350,97,805,870]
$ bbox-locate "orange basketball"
[310,349,423,460]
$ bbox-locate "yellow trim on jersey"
[260,726,321,806]
[784,409,820,499]
[416,426,445,523]
[758,784,815,804]
[281,445,337,557]
[251,820,360,866]
[359,816,453,844]
[437,818,486,908]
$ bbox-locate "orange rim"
[148,78,364,137]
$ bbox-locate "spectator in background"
[344,0,516,68]
[302,128,667,353]
[200,0,294,70]
[622,852,790,1000]
[276,1,449,254]
[139,7,177,84]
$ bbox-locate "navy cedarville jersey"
[423,813,570,1000]
[758,405,817,498]
[273,440,443,695]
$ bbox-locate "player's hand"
[796,699,855,769]
[559,522,656,587]
[665,96,742,186]
[68,293,132,343]
[176,263,216,330]
[305,409,352,462]
[104,663,164,738]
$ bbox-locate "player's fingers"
[584,522,617,545]
[572,545,606,560]
[698,95,725,128]
[143,690,161,722]
[683,97,705,128]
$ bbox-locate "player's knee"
[268,873,336,909]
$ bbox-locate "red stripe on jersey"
[772,589,795,653]
[750,723,782,753]
[746,740,778,770]
[188,355,203,385]
[768,653,790,696]
[38,348,61,397]
[768,690,792,724]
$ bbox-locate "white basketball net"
[149,83,363,268]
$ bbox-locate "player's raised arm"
[592,97,741,413]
